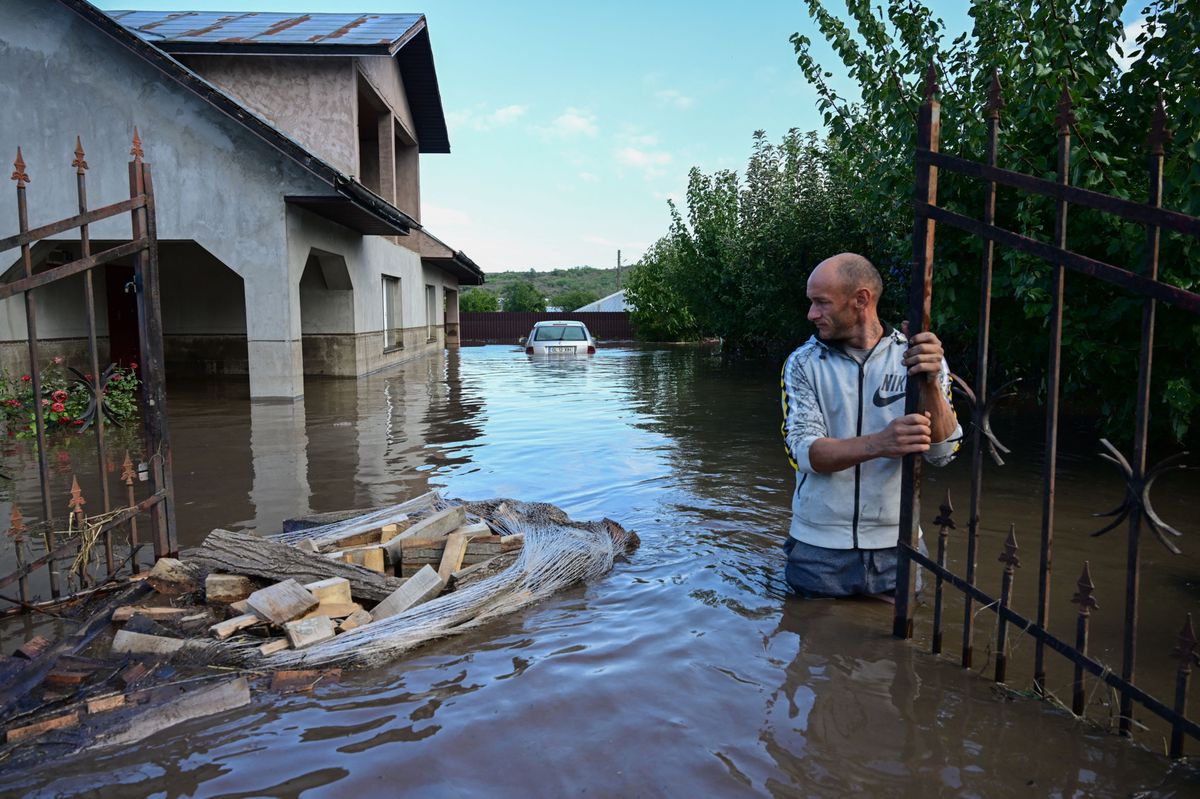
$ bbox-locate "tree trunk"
[183,529,406,603]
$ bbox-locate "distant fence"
[460,312,634,343]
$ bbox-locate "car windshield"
[533,326,587,342]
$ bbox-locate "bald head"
[816,253,883,304]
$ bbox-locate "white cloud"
[542,107,598,138]
[616,146,673,178]
[579,172,600,183]
[655,89,694,110]
[445,103,528,133]
[1110,18,1156,72]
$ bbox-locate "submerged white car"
[522,320,596,355]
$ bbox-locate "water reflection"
[2,345,1198,797]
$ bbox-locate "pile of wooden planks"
[107,502,525,659]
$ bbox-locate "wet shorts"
[783,537,926,598]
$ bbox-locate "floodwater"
[2,344,1199,797]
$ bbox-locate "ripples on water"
[2,345,1195,797]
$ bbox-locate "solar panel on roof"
[109,10,423,48]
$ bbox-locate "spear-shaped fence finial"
[1056,84,1076,133]
[8,505,25,543]
[68,475,87,519]
[933,489,955,530]
[121,451,136,486]
[130,127,144,163]
[985,69,1004,119]
[11,147,29,187]
[1071,561,1098,613]
[1172,613,1200,667]
[73,136,89,174]
[999,523,1020,570]
[1148,92,1172,156]
[923,59,939,101]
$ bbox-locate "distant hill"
[468,266,625,303]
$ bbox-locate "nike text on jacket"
[780,327,962,550]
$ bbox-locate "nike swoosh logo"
[873,387,906,407]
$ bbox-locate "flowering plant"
[0,358,141,439]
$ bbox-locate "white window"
[425,284,437,340]
[383,276,402,349]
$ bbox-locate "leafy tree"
[501,281,547,312]
[459,289,499,312]
[552,289,600,311]
[625,238,699,341]
[789,0,1200,441]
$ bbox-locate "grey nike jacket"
[780,325,962,550]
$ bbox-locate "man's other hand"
[902,330,945,378]
[869,413,933,458]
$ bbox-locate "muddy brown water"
[2,344,1199,797]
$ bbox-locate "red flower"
[20,375,30,382]
[51,402,65,413]
[41,398,49,406]
[51,389,68,403]
[129,362,138,370]
[73,419,84,426]
[58,415,71,425]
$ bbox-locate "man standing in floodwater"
[780,253,962,597]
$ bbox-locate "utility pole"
[617,249,622,290]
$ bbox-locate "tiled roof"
[108,11,424,53]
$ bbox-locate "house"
[0,2,483,399]
[575,289,631,313]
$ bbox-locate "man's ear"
[854,287,871,311]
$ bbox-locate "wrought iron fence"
[893,67,1200,757]
[0,131,175,616]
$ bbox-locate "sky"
[94,1,979,272]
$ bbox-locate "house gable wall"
[179,54,359,178]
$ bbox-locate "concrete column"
[378,112,396,206]
[249,399,311,534]
[243,270,304,399]
[444,287,460,346]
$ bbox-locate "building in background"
[0,2,482,399]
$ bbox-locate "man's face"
[806,265,858,341]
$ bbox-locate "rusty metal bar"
[75,137,114,579]
[0,491,167,593]
[894,63,941,640]
[904,542,1200,740]
[1171,614,1198,758]
[918,205,1200,314]
[12,148,59,598]
[1118,96,1169,737]
[1071,562,1097,715]
[1034,87,1074,695]
[0,195,146,254]
[995,524,1020,683]
[122,452,142,573]
[0,238,149,301]
[918,150,1200,238]
[931,491,954,655]
[8,507,29,604]
[963,71,1003,670]
[127,145,175,559]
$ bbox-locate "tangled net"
[212,498,635,670]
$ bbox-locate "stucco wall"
[0,0,338,398]
[357,56,418,144]
[286,205,457,377]
[180,54,358,178]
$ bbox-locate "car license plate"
[549,346,573,353]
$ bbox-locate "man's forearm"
[922,380,956,443]
[808,434,881,474]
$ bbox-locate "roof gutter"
[335,176,418,235]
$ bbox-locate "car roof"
[532,320,586,326]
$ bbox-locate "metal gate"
[0,131,175,616]
[893,68,1200,756]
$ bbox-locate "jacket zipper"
[852,358,864,548]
